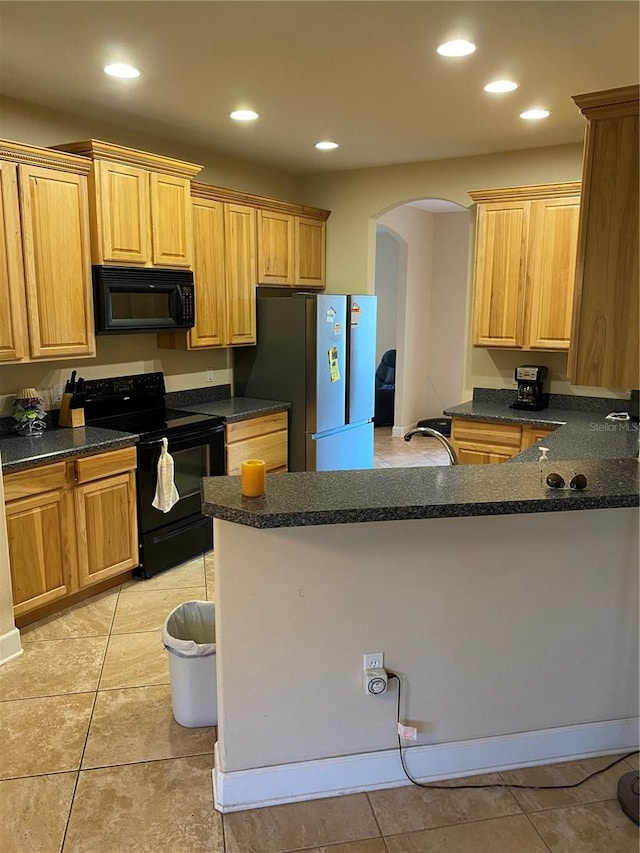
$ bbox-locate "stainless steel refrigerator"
[234,292,377,471]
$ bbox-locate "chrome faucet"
[403,427,459,465]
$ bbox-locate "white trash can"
[162,600,217,728]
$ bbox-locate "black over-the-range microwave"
[93,266,196,334]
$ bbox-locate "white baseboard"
[0,627,22,667]
[391,423,414,438]
[212,717,639,812]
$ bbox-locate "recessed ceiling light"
[437,39,477,57]
[484,80,518,94]
[230,109,259,121]
[104,63,140,79]
[520,108,550,120]
[315,141,339,150]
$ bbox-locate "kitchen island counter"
[203,456,638,529]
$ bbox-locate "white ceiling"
[0,1,637,174]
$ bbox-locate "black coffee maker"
[511,365,549,411]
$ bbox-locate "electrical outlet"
[206,370,215,382]
[52,384,64,404]
[364,652,384,671]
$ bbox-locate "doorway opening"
[372,198,470,461]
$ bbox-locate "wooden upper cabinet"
[95,160,151,265]
[256,204,329,288]
[157,194,257,350]
[527,196,580,350]
[0,161,28,361]
[225,203,257,345]
[187,197,228,348]
[0,141,96,362]
[295,216,326,288]
[150,172,192,267]
[257,209,295,284]
[19,163,95,359]
[469,183,581,351]
[54,140,202,269]
[568,85,639,389]
[471,199,528,347]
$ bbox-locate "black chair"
[374,349,396,426]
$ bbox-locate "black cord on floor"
[386,672,638,791]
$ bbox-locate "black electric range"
[83,372,225,578]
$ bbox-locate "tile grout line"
[59,580,124,852]
[364,790,393,852]
[522,809,554,853]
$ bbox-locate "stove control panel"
[84,372,166,401]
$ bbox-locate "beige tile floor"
[374,425,451,468]
[1,539,638,850]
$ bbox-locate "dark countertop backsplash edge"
[472,387,630,414]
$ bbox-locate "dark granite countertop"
[202,386,639,529]
[0,427,138,472]
[176,397,290,423]
[202,458,639,529]
[444,392,639,462]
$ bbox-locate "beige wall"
[0,94,299,198]
[215,508,638,774]
[0,337,232,415]
[298,142,628,400]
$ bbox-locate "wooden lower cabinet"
[451,417,557,464]
[5,486,75,617]
[4,446,138,620]
[75,471,138,587]
[225,411,288,474]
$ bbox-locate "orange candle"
[241,459,266,497]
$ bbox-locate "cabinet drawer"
[451,419,522,449]
[226,430,288,475]
[75,446,137,483]
[226,412,287,444]
[3,461,67,501]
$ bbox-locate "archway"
[373,198,470,438]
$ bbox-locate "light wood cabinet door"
[451,417,523,464]
[225,411,288,474]
[569,86,639,389]
[257,209,295,285]
[527,197,580,350]
[0,161,27,361]
[225,203,257,345]
[295,216,326,288]
[522,425,556,449]
[95,160,151,265]
[5,486,75,617]
[75,471,139,587]
[471,200,528,347]
[456,446,513,465]
[188,197,227,347]
[18,163,95,359]
[150,172,192,268]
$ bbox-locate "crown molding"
[468,181,581,204]
[573,85,639,120]
[0,139,91,174]
[52,139,202,179]
[191,180,331,220]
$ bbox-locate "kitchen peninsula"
[202,415,638,813]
